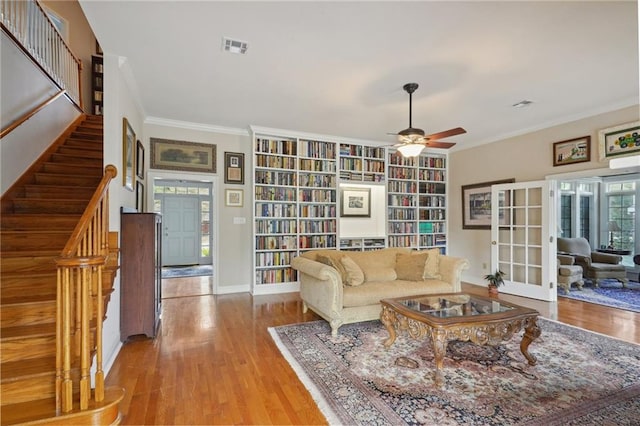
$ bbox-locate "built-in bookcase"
[339,144,386,182]
[91,55,103,115]
[387,151,448,252]
[252,128,449,294]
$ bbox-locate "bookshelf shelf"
[91,55,103,115]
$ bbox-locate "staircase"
[0,115,123,425]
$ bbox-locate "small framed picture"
[136,181,145,212]
[340,187,371,217]
[462,178,515,229]
[136,140,145,179]
[225,189,243,207]
[598,121,640,160]
[224,152,244,184]
[553,136,590,167]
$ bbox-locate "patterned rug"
[270,319,640,425]
[558,279,640,313]
[161,265,213,278]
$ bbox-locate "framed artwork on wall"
[340,187,371,217]
[136,140,145,179]
[136,181,144,212]
[122,117,135,192]
[150,138,216,173]
[461,178,515,229]
[225,189,243,207]
[224,152,244,184]
[598,121,640,160]
[553,136,590,167]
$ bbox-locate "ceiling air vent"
[222,37,248,55]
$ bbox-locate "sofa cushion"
[317,254,348,283]
[347,249,403,282]
[341,256,365,286]
[422,248,442,280]
[395,252,429,281]
[343,279,454,307]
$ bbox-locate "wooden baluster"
[95,265,105,402]
[62,267,72,412]
[79,267,90,409]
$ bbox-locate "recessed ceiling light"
[512,100,534,108]
[222,37,248,55]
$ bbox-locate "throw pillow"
[317,254,347,283]
[395,252,429,281]
[423,248,442,280]
[340,256,365,286]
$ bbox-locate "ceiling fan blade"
[425,127,466,141]
[424,141,457,149]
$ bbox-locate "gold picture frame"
[122,117,135,191]
[150,138,216,173]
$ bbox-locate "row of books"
[255,268,297,285]
[299,140,336,159]
[418,169,446,181]
[256,138,297,156]
[299,173,336,188]
[388,181,418,193]
[419,195,446,207]
[299,220,337,234]
[255,154,296,169]
[299,235,337,249]
[255,219,297,234]
[255,170,297,186]
[419,209,446,220]
[254,187,297,202]
[298,189,336,203]
[388,207,417,220]
[299,204,336,218]
[255,235,297,250]
[388,195,416,207]
[255,203,297,217]
[299,159,337,173]
[255,251,295,267]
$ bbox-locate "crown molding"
[144,116,250,136]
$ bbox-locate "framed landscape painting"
[150,138,216,173]
[340,187,371,217]
[462,178,514,229]
[122,117,135,191]
[553,136,590,166]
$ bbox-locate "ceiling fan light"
[397,143,425,157]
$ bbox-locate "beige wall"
[42,0,98,115]
[449,105,640,285]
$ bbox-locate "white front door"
[162,195,200,266]
[491,180,557,301]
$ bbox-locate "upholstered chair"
[557,237,628,287]
[557,254,584,293]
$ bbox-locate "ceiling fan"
[390,83,466,156]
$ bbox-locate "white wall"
[101,54,145,373]
[0,32,81,194]
[143,121,252,293]
[449,105,640,286]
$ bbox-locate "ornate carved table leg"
[431,328,448,386]
[380,305,397,348]
[520,316,541,365]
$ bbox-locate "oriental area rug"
[269,319,640,425]
[161,264,213,278]
[559,279,640,313]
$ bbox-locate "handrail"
[55,164,117,412]
[0,89,66,138]
[1,0,83,110]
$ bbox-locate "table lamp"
[607,221,621,248]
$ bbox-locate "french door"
[491,180,556,301]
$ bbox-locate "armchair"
[557,237,628,287]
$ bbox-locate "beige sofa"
[291,247,470,335]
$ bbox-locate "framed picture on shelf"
[225,189,243,207]
[553,136,590,167]
[461,178,514,229]
[224,152,244,184]
[136,140,145,179]
[135,181,144,212]
[598,121,640,160]
[340,187,371,217]
[150,138,216,173]
[122,117,135,191]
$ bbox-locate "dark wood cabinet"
[120,212,162,341]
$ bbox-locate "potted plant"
[484,269,505,296]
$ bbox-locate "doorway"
[153,179,213,268]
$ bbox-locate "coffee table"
[380,293,541,386]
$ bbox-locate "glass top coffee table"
[380,293,541,386]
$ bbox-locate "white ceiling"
[79,1,639,151]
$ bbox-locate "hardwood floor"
[106,279,640,425]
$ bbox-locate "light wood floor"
[105,277,640,425]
